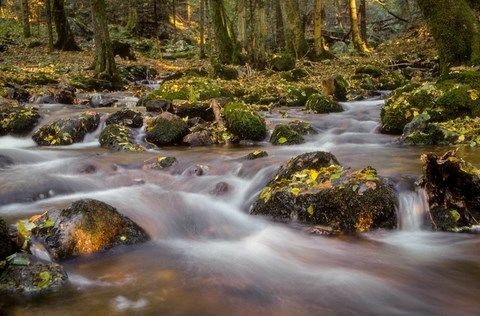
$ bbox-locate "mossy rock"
[421,150,480,232]
[281,68,309,82]
[333,75,349,101]
[223,103,267,141]
[250,151,397,233]
[355,65,384,78]
[7,86,30,103]
[284,86,319,107]
[70,76,124,92]
[305,93,343,113]
[145,112,189,146]
[381,81,480,134]
[212,63,239,80]
[270,124,304,145]
[25,199,149,260]
[271,54,296,72]
[287,120,317,135]
[99,124,145,151]
[105,109,143,128]
[438,68,480,90]
[0,103,40,136]
[1,218,17,261]
[33,111,100,146]
[183,130,214,147]
[146,77,229,102]
[0,254,67,294]
[119,65,158,82]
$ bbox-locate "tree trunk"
[279,0,308,58]
[252,0,267,68]
[360,0,367,43]
[274,0,284,49]
[21,0,31,38]
[314,0,325,57]
[45,0,54,49]
[90,0,117,81]
[52,0,80,51]
[348,0,369,53]
[417,0,480,72]
[199,0,206,58]
[209,0,240,64]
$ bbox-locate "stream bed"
[1,97,479,315]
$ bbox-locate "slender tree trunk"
[236,0,247,51]
[360,0,367,43]
[209,0,240,64]
[45,0,54,49]
[279,0,308,58]
[90,0,117,81]
[314,0,325,56]
[417,0,480,72]
[52,0,80,51]
[252,0,267,68]
[348,0,369,53]
[21,0,31,38]
[275,0,284,49]
[199,0,206,58]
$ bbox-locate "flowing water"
[1,97,480,315]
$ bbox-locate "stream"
[1,96,479,315]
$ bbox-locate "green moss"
[223,102,267,141]
[355,65,383,78]
[71,76,124,91]
[439,69,480,89]
[285,86,318,107]
[281,68,309,82]
[212,63,239,80]
[333,75,349,101]
[305,93,343,114]
[145,77,229,102]
[270,124,304,145]
[0,104,40,136]
[245,150,268,160]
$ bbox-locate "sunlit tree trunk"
[45,0,54,49]
[52,0,80,50]
[21,0,31,38]
[418,0,480,72]
[90,0,117,81]
[209,0,240,64]
[279,0,307,58]
[348,0,369,53]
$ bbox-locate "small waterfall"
[397,188,429,231]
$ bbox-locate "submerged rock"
[420,150,480,232]
[250,152,397,233]
[26,199,149,260]
[0,103,41,136]
[32,111,100,146]
[0,254,67,295]
[270,124,304,145]
[244,150,268,160]
[145,112,188,146]
[305,94,343,114]
[105,109,143,128]
[223,103,267,141]
[143,156,178,170]
[99,124,144,151]
[89,94,118,108]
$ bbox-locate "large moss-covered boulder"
[99,124,145,151]
[223,103,267,141]
[250,152,397,233]
[270,124,304,145]
[32,111,100,146]
[139,77,228,104]
[0,254,67,294]
[1,218,17,260]
[105,109,143,128]
[271,54,295,71]
[381,79,480,134]
[284,86,318,107]
[23,199,149,260]
[145,112,189,146]
[420,150,480,233]
[306,94,343,113]
[0,103,41,136]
